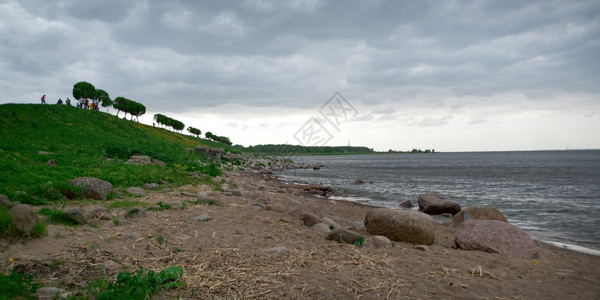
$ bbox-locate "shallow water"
[280,150,600,251]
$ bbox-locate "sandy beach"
[1,169,599,299]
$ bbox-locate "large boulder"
[454,220,539,259]
[450,205,508,231]
[69,177,113,200]
[10,204,38,233]
[288,203,324,219]
[364,208,437,245]
[417,193,461,215]
[63,207,87,225]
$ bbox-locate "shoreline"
[1,168,599,299]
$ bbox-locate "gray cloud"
[1,0,599,149]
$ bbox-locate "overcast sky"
[1,0,599,151]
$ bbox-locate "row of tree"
[72,81,145,121]
[74,81,233,145]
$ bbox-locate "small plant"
[329,224,335,230]
[353,236,365,247]
[233,230,243,236]
[157,235,165,245]
[172,247,181,254]
[87,266,185,299]
[91,242,100,250]
[0,270,39,299]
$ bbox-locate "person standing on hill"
[41,95,46,104]
[66,98,72,106]
[57,98,63,105]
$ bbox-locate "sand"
[1,170,599,299]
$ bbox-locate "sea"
[279,150,600,253]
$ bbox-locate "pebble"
[194,215,212,222]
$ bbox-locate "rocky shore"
[1,164,600,299]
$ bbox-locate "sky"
[1,0,599,152]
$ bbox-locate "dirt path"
[1,170,599,299]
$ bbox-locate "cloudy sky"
[1,0,599,151]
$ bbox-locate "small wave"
[542,241,600,257]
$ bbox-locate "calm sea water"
[280,150,600,251]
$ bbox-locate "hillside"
[0,103,237,204]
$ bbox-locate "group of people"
[40,94,100,110]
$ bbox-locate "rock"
[231,190,243,197]
[312,223,331,234]
[413,245,429,251]
[454,220,539,259]
[63,207,87,225]
[373,235,391,248]
[9,204,38,233]
[37,151,53,155]
[278,217,294,223]
[194,215,212,222]
[266,203,287,212]
[69,177,113,200]
[354,179,365,184]
[89,207,111,220]
[450,205,508,232]
[320,217,339,229]
[115,219,131,226]
[37,286,70,299]
[151,159,167,167]
[262,246,288,255]
[197,197,222,206]
[162,200,184,209]
[143,183,160,190]
[126,208,146,218]
[0,194,16,208]
[120,232,139,240]
[126,187,146,197]
[327,228,363,244]
[288,203,324,219]
[46,159,57,166]
[125,155,152,165]
[364,208,437,245]
[312,166,320,170]
[251,203,265,211]
[399,200,413,208]
[301,213,321,227]
[417,193,461,215]
[103,260,123,274]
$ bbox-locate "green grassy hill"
[0,103,236,204]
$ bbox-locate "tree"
[187,127,202,138]
[96,89,113,112]
[72,81,96,100]
[113,97,128,118]
[154,114,184,132]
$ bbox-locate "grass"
[0,271,39,300]
[38,207,82,225]
[0,104,238,205]
[0,265,185,300]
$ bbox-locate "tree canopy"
[187,127,202,138]
[114,97,146,121]
[154,114,185,132]
[72,81,96,100]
